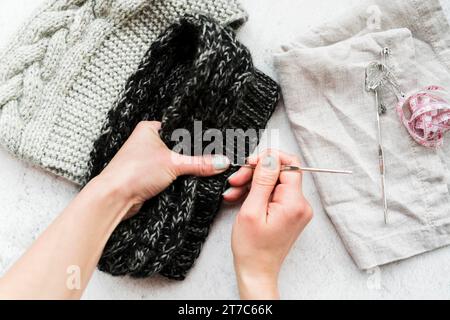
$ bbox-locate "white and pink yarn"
[397,86,450,148]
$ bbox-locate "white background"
[0,0,449,299]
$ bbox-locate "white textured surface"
[0,0,449,300]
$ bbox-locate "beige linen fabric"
[274,0,450,269]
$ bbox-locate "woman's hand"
[0,121,231,300]
[224,150,313,300]
[95,121,231,220]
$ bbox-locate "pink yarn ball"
[396,86,450,148]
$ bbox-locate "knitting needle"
[379,48,390,224]
[231,164,353,175]
[375,89,388,225]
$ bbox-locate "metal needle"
[231,164,353,175]
[375,89,388,224]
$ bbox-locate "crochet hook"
[375,89,388,225]
[231,164,353,175]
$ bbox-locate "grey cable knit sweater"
[0,0,247,184]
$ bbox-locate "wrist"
[84,175,135,221]
[235,268,280,300]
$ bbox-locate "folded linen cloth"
[274,0,450,270]
[0,0,247,185]
[89,15,280,279]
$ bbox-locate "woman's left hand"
[0,120,231,300]
[95,121,231,219]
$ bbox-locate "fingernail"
[246,155,257,165]
[223,187,234,196]
[262,155,277,170]
[212,155,230,171]
[227,171,238,181]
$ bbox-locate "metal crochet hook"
[231,164,353,175]
[375,89,388,224]
[365,47,391,224]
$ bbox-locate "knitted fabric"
[87,15,280,280]
[0,0,247,185]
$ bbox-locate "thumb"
[241,153,281,216]
[171,153,231,177]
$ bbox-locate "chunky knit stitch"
[87,15,280,280]
[0,0,247,184]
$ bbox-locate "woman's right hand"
[224,150,313,300]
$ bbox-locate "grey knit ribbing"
[0,0,247,184]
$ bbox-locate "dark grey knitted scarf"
[87,14,280,280]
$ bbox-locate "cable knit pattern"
[0,0,247,184]
[87,15,280,280]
